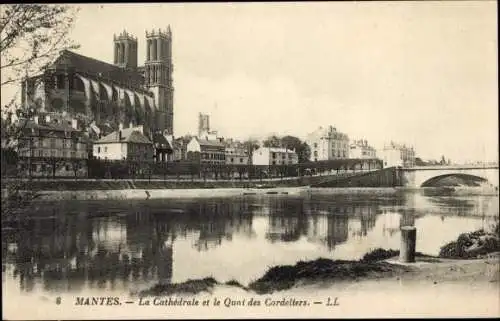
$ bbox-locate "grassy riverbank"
[136,225,500,297]
[136,253,499,297]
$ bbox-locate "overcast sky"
[2,2,498,162]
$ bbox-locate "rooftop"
[384,141,414,151]
[259,146,296,153]
[48,50,145,89]
[153,133,173,150]
[309,126,349,139]
[195,137,225,148]
[95,127,152,144]
[21,118,79,133]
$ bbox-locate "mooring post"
[400,226,417,263]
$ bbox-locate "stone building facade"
[306,126,350,161]
[15,113,89,177]
[224,140,250,165]
[349,139,377,159]
[186,137,226,165]
[380,141,416,168]
[92,125,154,162]
[252,147,298,166]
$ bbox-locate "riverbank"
[136,253,499,297]
[4,254,497,320]
[0,176,320,191]
[137,226,500,296]
[2,185,404,201]
[0,168,394,192]
[5,186,497,201]
[34,187,308,201]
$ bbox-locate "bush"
[439,227,500,259]
[361,248,400,262]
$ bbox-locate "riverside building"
[306,125,350,161]
[380,141,416,168]
[349,139,377,159]
[15,112,89,177]
[92,125,154,162]
[252,147,298,166]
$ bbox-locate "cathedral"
[21,27,174,139]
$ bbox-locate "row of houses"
[93,127,297,166]
[183,136,298,166]
[3,111,298,177]
[3,109,415,177]
[305,125,416,167]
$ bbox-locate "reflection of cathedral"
[2,213,175,292]
[21,28,174,138]
[3,196,391,293]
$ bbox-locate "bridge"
[400,165,499,188]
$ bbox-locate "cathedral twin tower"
[113,27,174,135]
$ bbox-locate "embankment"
[311,167,400,187]
[2,168,399,192]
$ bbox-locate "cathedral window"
[56,75,65,89]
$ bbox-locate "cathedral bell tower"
[144,26,174,134]
[113,30,138,70]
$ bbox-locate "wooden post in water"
[400,226,417,263]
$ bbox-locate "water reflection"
[2,190,498,295]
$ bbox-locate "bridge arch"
[401,166,499,188]
[420,173,489,187]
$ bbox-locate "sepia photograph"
[1,1,498,319]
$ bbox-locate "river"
[2,188,499,318]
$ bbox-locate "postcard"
[1,1,498,319]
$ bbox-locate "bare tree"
[1,4,79,220]
[242,138,260,159]
[45,156,66,179]
[0,4,80,87]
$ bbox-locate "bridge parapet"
[403,165,499,171]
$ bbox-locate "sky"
[1,2,498,162]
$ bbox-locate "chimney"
[71,119,78,130]
[129,121,133,128]
[45,115,51,123]
[119,130,122,141]
[34,116,39,124]
[119,123,123,131]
